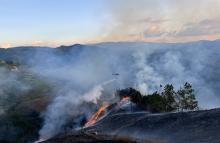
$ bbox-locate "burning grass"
[84,102,109,127]
[84,96,131,128]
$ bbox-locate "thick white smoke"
[133,49,164,94]
[24,41,220,140]
[38,79,115,140]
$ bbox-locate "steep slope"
[86,108,220,143]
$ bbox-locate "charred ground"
[40,108,220,143]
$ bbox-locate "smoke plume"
[1,41,220,140]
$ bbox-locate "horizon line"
[1,39,220,49]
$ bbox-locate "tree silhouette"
[183,82,198,110]
[115,82,199,113]
[176,82,198,111]
[161,84,176,112]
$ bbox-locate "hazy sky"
[1,0,220,47]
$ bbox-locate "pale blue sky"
[0,0,109,47]
[1,0,220,47]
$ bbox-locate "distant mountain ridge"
[1,40,220,65]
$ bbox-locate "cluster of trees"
[117,82,198,113]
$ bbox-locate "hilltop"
[41,108,220,143]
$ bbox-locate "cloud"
[139,17,220,41]
[114,17,168,39]
[101,0,220,42]
[137,18,169,38]
[143,25,167,38]
[31,41,58,47]
[138,18,169,25]
[175,18,220,37]
[0,43,12,48]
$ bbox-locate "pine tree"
[176,88,187,111]
[176,82,198,111]
[161,84,176,112]
[183,82,198,110]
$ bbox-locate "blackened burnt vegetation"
[117,82,199,113]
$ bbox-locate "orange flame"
[118,96,130,106]
[121,96,130,102]
[84,103,109,127]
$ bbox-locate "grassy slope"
[0,61,52,143]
